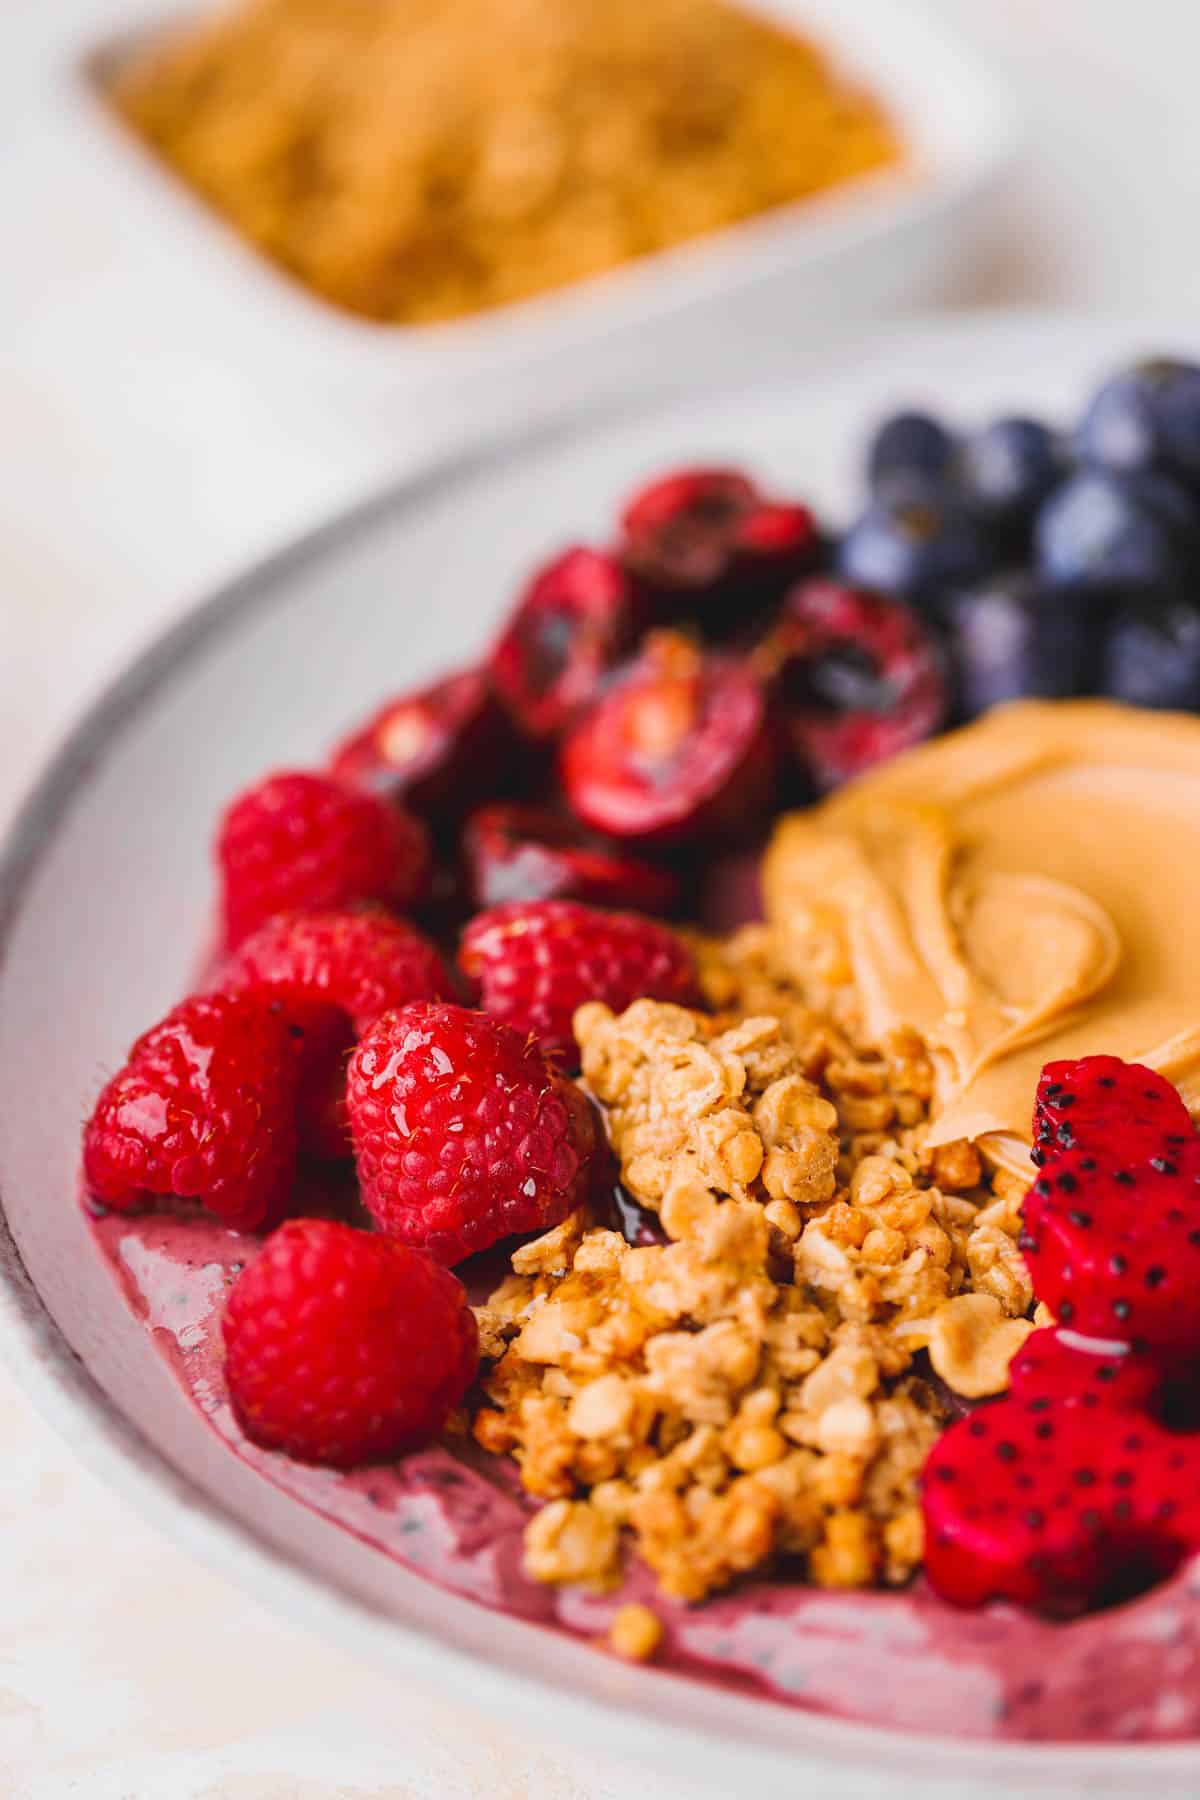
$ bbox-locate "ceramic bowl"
[4,314,1200,1798]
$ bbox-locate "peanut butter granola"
[471,922,1037,1605]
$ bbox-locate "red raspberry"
[347,1002,596,1263]
[460,899,698,1065]
[329,666,518,825]
[224,909,454,1158]
[225,909,452,1034]
[217,770,430,948]
[222,1218,478,1465]
[488,547,638,741]
[83,992,297,1230]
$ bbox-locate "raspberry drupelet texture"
[216,769,430,948]
[222,1218,479,1466]
[347,1001,597,1263]
[83,992,298,1230]
[225,909,453,1035]
[459,899,699,1065]
[225,909,455,1157]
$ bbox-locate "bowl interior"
[5,313,1200,1795]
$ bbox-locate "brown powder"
[110,0,900,324]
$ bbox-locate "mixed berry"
[80,353,1200,1629]
[222,1217,479,1466]
[459,898,698,1066]
[863,356,1200,716]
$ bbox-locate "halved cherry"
[619,466,819,635]
[757,579,947,794]
[560,632,775,847]
[462,803,680,914]
[488,546,638,741]
[330,666,517,826]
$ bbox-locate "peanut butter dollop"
[764,701,1200,1178]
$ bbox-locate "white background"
[2,1,1199,1794]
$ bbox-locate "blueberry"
[1034,467,1198,595]
[958,417,1066,534]
[1103,601,1200,710]
[947,573,1097,719]
[836,492,986,613]
[1079,358,1200,487]
[866,411,956,502]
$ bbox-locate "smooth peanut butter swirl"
[764,701,1200,1177]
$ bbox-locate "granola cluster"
[472,923,1037,1616]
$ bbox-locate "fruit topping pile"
[79,355,1200,1632]
[83,750,700,1465]
[221,356,1200,951]
[924,1056,1200,1617]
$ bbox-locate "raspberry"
[222,1218,478,1465]
[459,899,698,1065]
[329,666,518,824]
[83,992,297,1230]
[217,770,430,948]
[347,1002,596,1262]
[224,909,454,1157]
[225,909,452,1034]
[488,547,638,741]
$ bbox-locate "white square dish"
[69,0,1023,427]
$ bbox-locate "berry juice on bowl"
[77,353,1200,1742]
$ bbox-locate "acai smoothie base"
[77,353,1200,1747]
[87,701,1200,1745]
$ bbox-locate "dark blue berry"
[1103,601,1200,710]
[836,493,986,613]
[866,411,956,502]
[1078,358,1200,488]
[947,572,1096,718]
[958,417,1066,534]
[1034,467,1198,595]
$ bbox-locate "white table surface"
[4,2,1200,1794]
